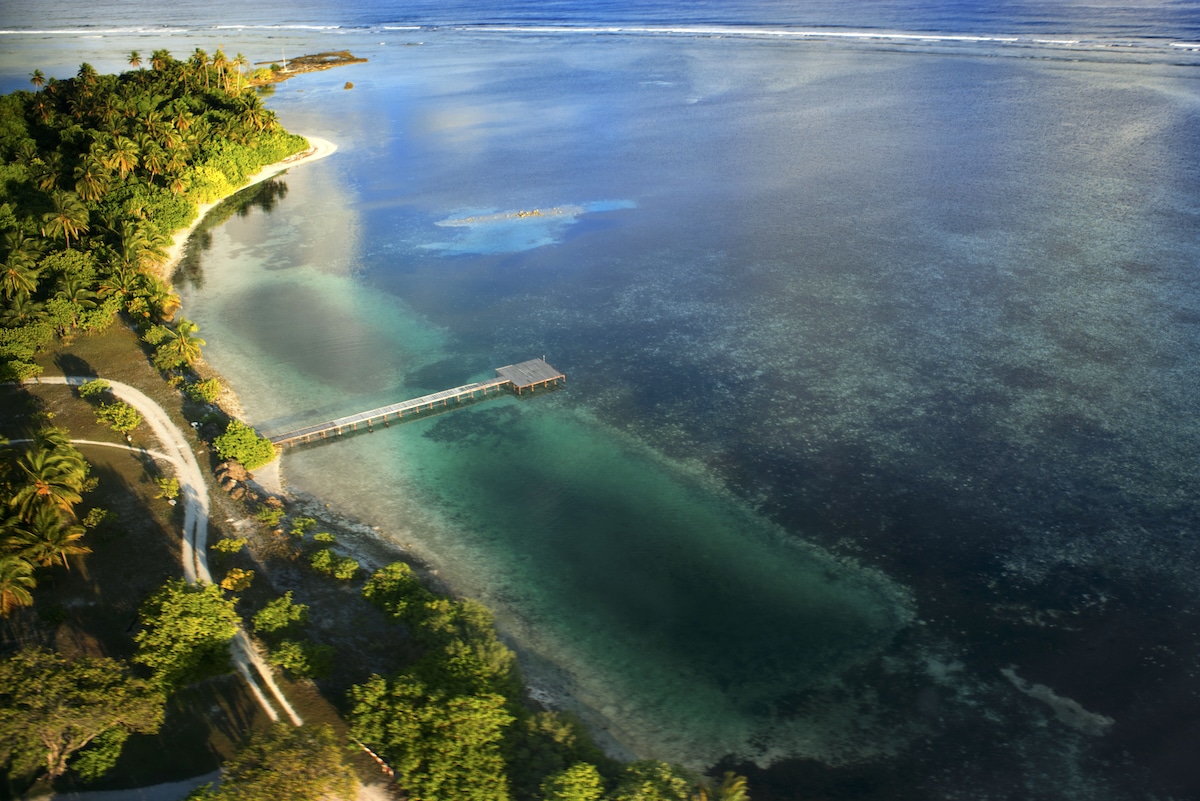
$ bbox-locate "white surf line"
[18,376,302,727]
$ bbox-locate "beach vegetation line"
[0,54,306,381]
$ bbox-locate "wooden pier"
[269,358,565,448]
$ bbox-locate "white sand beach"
[159,135,337,276]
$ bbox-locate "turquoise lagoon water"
[6,5,1200,797]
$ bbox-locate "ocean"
[3,2,1200,798]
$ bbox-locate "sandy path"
[28,377,302,727]
[159,135,337,276]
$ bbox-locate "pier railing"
[269,358,564,448]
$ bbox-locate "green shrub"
[185,378,221,404]
[95,401,142,434]
[133,579,240,688]
[210,537,247,555]
[81,507,114,529]
[289,517,316,538]
[309,548,358,581]
[266,639,333,679]
[77,379,110,399]
[253,591,309,635]
[255,505,285,526]
[213,420,277,469]
[308,549,335,573]
[332,557,360,581]
[153,476,180,500]
[220,568,254,592]
[141,324,172,346]
[313,532,335,544]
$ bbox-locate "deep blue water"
[4,2,1200,799]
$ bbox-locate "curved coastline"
[163,133,336,494]
[159,135,338,278]
[161,132,639,763]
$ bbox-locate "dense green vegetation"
[186,723,357,801]
[212,418,277,470]
[353,562,749,801]
[0,647,166,783]
[0,428,93,613]
[133,578,241,689]
[0,49,306,381]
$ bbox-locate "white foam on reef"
[444,23,1200,59]
[214,24,344,30]
[481,24,1022,43]
[0,27,188,35]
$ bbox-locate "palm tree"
[231,53,250,92]
[73,153,111,201]
[140,143,167,184]
[693,773,750,801]
[9,447,86,518]
[2,230,43,300]
[32,428,88,475]
[170,100,194,132]
[133,272,180,321]
[135,227,169,268]
[54,276,99,331]
[234,92,271,132]
[5,230,45,265]
[189,48,209,89]
[156,317,206,367]
[41,190,90,249]
[98,263,140,304]
[75,63,99,102]
[0,295,45,327]
[150,49,173,72]
[0,258,40,301]
[29,69,45,90]
[212,49,229,92]
[0,554,36,616]
[34,151,63,191]
[105,134,140,179]
[128,50,142,69]
[8,506,90,569]
[31,95,51,123]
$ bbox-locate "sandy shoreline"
[161,134,336,489]
[159,135,338,277]
[164,133,634,762]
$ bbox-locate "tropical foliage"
[184,376,221,403]
[252,590,308,635]
[308,547,359,580]
[351,562,750,801]
[212,419,277,469]
[94,400,142,433]
[185,723,356,801]
[133,578,240,688]
[0,56,307,379]
[265,638,334,678]
[1,428,94,614]
[0,647,164,786]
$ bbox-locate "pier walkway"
[269,358,565,448]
